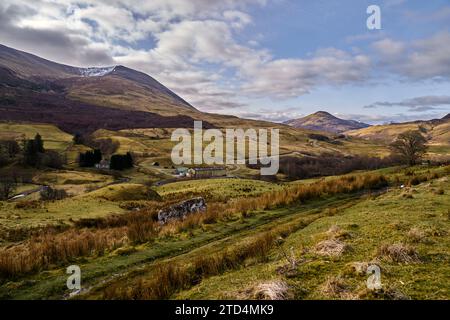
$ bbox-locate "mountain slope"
[0,44,195,116]
[284,111,370,133]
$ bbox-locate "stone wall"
[157,197,207,224]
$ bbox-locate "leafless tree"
[390,130,428,166]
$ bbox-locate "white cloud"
[373,32,450,80]
[364,95,450,112]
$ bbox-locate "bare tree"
[390,130,428,166]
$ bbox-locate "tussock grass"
[314,239,349,258]
[406,227,427,243]
[377,243,420,264]
[237,280,291,300]
[320,276,356,299]
[0,228,127,277]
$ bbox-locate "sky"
[0,0,449,124]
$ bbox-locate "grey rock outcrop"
[158,197,207,224]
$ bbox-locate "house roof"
[192,167,226,171]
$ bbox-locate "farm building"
[95,159,110,169]
[190,167,227,178]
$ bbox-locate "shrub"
[40,186,68,201]
[14,200,42,210]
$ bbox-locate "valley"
[0,43,449,301]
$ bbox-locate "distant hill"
[346,115,450,149]
[284,111,370,133]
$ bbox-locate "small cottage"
[95,159,110,170]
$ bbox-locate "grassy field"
[0,122,73,151]
[0,197,125,231]
[174,176,449,300]
[157,178,284,201]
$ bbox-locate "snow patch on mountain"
[78,66,116,77]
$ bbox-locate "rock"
[158,197,207,224]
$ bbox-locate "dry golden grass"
[314,239,349,258]
[0,227,127,277]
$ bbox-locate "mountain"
[284,111,370,133]
[0,44,204,133]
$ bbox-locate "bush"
[40,150,65,169]
[0,177,17,200]
[40,186,68,201]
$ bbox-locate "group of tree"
[79,149,102,167]
[22,134,64,169]
[0,140,20,166]
[110,152,133,171]
[81,135,119,155]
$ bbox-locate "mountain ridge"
[0,43,195,113]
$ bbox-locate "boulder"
[158,197,207,224]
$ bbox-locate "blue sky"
[0,0,449,123]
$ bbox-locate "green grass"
[81,183,160,202]
[157,178,284,200]
[175,176,450,300]
[0,122,73,151]
[0,197,125,230]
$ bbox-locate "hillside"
[346,115,450,145]
[285,111,370,133]
[0,44,203,133]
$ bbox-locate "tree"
[0,177,17,200]
[23,134,45,167]
[73,133,84,145]
[390,130,428,166]
[78,149,102,167]
[34,133,45,153]
[110,153,133,170]
[24,139,39,166]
